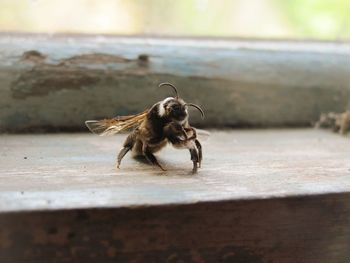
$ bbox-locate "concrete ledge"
[1,34,350,132]
[1,129,350,262]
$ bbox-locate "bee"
[85,83,206,173]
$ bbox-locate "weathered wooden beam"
[1,194,350,263]
[1,33,350,132]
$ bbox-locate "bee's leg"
[165,122,188,141]
[181,127,189,140]
[142,143,166,171]
[117,147,130,168]
[117,132,136,168]
[189,146,199,174]
[194,139,202,168]
[184,127,202,168]
[184,127,197,141]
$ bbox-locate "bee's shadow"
[132,155,150,164]
[131,155,194,176]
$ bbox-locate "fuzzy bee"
[85,83,206,173]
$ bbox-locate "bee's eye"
[172,105,180,111]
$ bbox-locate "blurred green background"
[1,0,350,40]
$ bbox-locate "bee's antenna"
[158,82,179,99]
[185,103,205,119]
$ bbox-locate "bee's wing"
[85,109,148,136]
[195,128,211,142]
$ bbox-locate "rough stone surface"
[1,34,350,132]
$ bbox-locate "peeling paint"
[11,52,148,99]
[11,66,101,99]
[59,53,132,66]
[2,35,350,132]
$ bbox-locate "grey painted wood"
[1,129,350,262]
[1,129,350,212]
[1,34,350,132]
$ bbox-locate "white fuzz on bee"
[158,97,174,117]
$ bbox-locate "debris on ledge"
[315,110,350,135]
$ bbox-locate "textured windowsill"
[1,129,349,212]
[1,129,350,262]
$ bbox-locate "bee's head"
[158,83,205,122]
[161,97,188,122]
